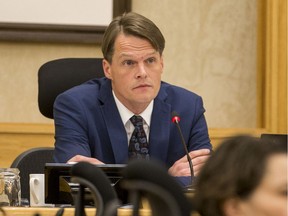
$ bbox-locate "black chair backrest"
[261,133,287,148]
[121,159,193,216]
[10,147,54,201]
[38,58,105,119]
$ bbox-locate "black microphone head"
[171,111,180,123]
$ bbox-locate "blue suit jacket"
[54,77,212,171]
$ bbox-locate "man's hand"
[67,155,104,164]
[168,149,211,177]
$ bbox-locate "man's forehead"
[115,34,154,49]
[118,51,158,59]
[112,33,161,59]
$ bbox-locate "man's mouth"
[134,84,151,89]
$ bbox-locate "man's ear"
[222,198,245,216]
[102,59,112,79]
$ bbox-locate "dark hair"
[193,135,287,216]
[101,12,165,63]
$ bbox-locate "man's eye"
[146,58,156,64]
[123,60,135,66]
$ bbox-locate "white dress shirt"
[112,91,153,145]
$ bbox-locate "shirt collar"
[112,91,153,126]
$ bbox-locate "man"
[53,12,212,185]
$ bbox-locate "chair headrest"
[38,58,104,119]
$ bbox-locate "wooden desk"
[2,207,199,216]
[2,207,152,216]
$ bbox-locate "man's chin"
[135,95,155,103]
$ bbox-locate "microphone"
[171,111,194,184]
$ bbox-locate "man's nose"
[136,63,148,78]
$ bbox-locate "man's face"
[103,33,164,113]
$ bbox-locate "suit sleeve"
[188,96,212,151]
[53,92,91,163]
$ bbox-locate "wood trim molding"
[0,122,266,145]
[0,124,267,168]
[0,123,54,134]
[264,0,287,133]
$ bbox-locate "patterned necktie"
[128,115,150,160]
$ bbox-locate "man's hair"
[101,12,165,63]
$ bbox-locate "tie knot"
[130,115,143,127]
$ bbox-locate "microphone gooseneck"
[171,111,194,184]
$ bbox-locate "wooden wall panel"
[0,123,54,167]
[0,123,265,168]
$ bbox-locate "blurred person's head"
[193,135,287,216]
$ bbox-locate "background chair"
[121,159,193,216]
[9,58,105,204]
[260,133,287,147]
[10,147,54,202]
[38,58,105,119]
[34,58,104,207]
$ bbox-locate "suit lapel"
[149,87,171,162]
[99,79,128,163]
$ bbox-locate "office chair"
[121,159,193,216]
[260,133,287,148]
[10,147,54,202]
[38,58,105,119]
[36,58,105,208]
[71,162,119,216]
